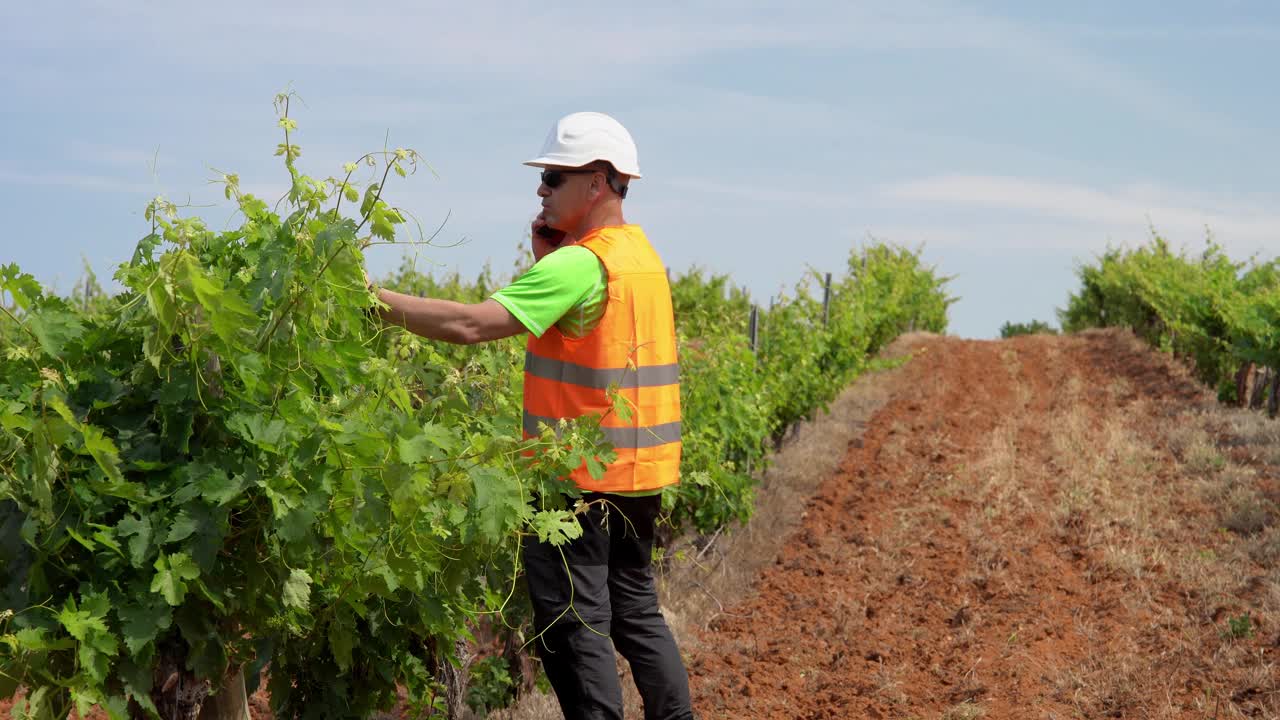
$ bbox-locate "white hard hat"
[524,112,642,178]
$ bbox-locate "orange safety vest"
[523,224,682,493]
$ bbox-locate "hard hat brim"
[523,156,642,179]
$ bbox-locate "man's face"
[537,166,602,231]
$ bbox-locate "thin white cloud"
[881,174,1280,252]
[1057,22,1280,42]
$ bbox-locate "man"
[372,112,694,720]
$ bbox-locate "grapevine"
[1061,235,1280,411]
[0,93,600,719]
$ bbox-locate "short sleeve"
[491,246,604,338]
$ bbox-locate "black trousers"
[523,493,694,720]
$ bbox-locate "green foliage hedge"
[668,245,951,534]
[999,320,1058,338]
[1060,236,1280,404]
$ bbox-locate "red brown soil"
[687,332,1279,719]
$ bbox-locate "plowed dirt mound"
[688,331,1279,719]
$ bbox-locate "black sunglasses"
[540,168,600,188]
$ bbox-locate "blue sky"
[2,1,1277,338]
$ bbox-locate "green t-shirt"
[492,245,662,497]
[491,245,608,339]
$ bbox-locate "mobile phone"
[535,225,566,246]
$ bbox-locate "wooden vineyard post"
[1236,362,1255,408]
[440,637,473,720]
[1251,367,1272,410]
[1264,363,1274,415]
[748,305,759,354]
[822,272,832,327]
[503,627,538,699]
[198,670,251,720]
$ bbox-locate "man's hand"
[531,212,569,262]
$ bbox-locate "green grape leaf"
[584,454,606,480]
[99,694,130,720]
[471,467,527,543]
[328,616,355,671]
[151,552,200,606]
[371,215,397,242]
[165,511,199,544]
[180,254,256,346]
[359,184,380,216]
[66,526,96,551]
[0,263,43,310]
[396,434,431,464]
[227,412,287,452]
[397,422,455,464]
[197,466,245,506]
[608,387,634,423]
[282,568,313,610]
[531,509,583,547]
[0,402,32,432]
[116,514,153,567]
[277,491,323,544]
[11,627,73,652]
[145,282,178,334]
[57,599,108,643]
[26,307,85,358]
[89,523,124,558]
[59,592,118,683]
[79,424,124,485]
[117,597,172,655]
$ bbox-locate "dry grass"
[1036,364,1230,715]
[939,701,986,720]
[970,421,1026,523]
[1219,408,1280,466]
[1199,407,1280,699]
[869,660,909,707]
[1217,474,1277,536]
[1047,388,1164,569]
[1248,527,1280,566]
[1168,422,1228,475]
[483,692,560,720]
[1039,349,1280,719]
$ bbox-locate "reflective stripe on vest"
[522,224,682,493]
[524,353,680,390]
[524,411,682,449]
